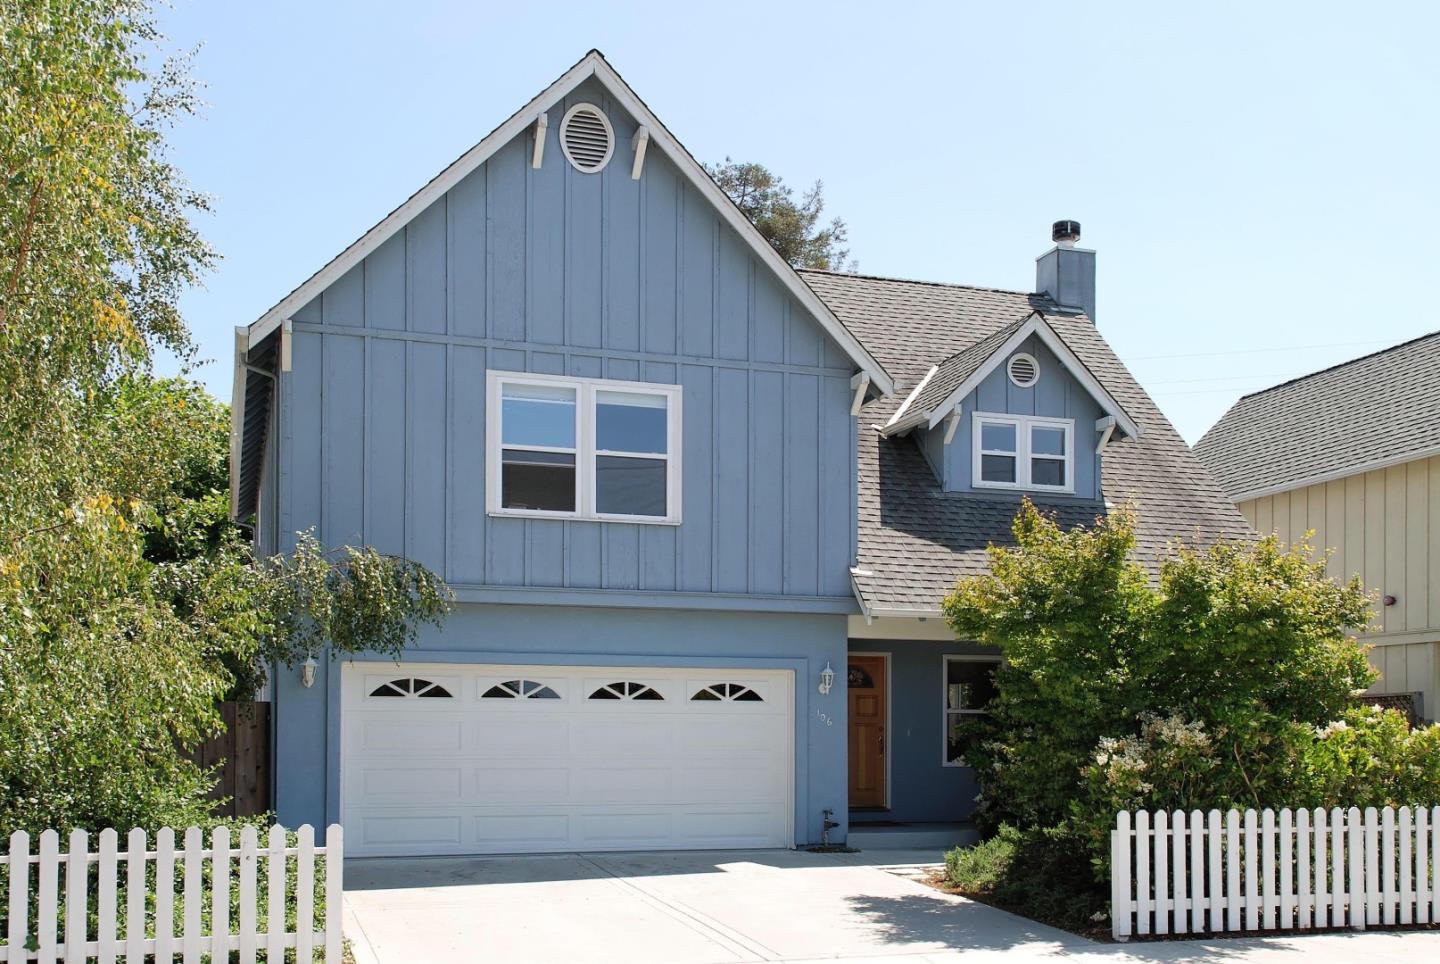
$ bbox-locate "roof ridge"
[1236,328,1440,402]
[797,267,1048,300]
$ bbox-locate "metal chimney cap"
[1052,220,1082,245]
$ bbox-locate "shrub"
[945,825,1106,932]
[941,500,1389,928]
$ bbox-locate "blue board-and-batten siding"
[931,334,1105,500]
[274,79,858,607]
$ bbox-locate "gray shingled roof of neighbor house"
[1194,330,1440,501]
[799,269,1254,613]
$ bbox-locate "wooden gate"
[187,701,272,817]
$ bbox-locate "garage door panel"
[471,719,570,757]
[572,765,672,803]
[355,718,463,752]
[572,720,672,756]
[671,809,787,846]
[574,811,673,848]
[360,766,463,801]
[473,814,571,851]
[342,663,793,856]
[673,717,779,752]
[357,814,463,849]
[478,766,571,803]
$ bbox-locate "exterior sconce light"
[301,656,318,689]
[818,662,835,696]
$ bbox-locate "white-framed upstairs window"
[943,655,1001,767]
[972,412,1074,494]
[486,371,682,524]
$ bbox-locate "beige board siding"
[1238,454,1440,722]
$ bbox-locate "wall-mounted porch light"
[818,662,835,696]
[301,656,318,689]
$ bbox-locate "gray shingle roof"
[899,318,1027,427]
[799,269,1253,613]
[1194,331,1440,500]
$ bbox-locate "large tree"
[0,0,450,835]
[705,159,853,270]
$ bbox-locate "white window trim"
[485,371,683,525]
[942,654,1002,768]
[971,412,1075,494]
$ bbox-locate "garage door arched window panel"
[588,681,664,701]
[691,683,764,702]
[481,679,561,700]
[369,677,454,699]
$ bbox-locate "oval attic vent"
[1007,353,1039,388]
[560,104,614,174]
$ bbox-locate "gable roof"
[881,312,1142,439]
[1194,329,1440,502]
[238,50,892,395]
[799,269,1253,616]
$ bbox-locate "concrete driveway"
[342,848,1440,964]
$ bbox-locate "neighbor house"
[1195,332,1440,723]
[229,51,1248,857]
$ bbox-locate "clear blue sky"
[154,0,1440,444]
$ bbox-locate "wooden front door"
[847,655,887,808]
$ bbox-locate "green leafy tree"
[944,501,1375,844]
[0,1,453,835]
[938,501,1435,927]
[704,158,853,270]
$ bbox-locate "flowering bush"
[941,500,1392,925]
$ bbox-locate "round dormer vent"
[1007,352,1039,388]
[559,103,614,174]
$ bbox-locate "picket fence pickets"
[0,823,342,962]
[1112,806,1439,941]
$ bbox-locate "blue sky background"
[153,1,1439,444]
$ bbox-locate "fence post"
[296,826,315,963]
[98,829,118,962]
[65,829,88,964]
[1225,810,1241,931]
[1261,808,1275,929]
[1112,812,1131,941]
[155,828,175,962]
[325,824,345,963]
[1154,810,1168,935]
[1291,808,1305,929]
[1399,807,1413,925]
[8,831,30,964]
[1136,810,1150,936]
[1172,810,1188,936]
[37,830,58,961]
[1364,807,1380,925]
[125,829,146,964]
[238,825,258,964]
[183,826,203,963]
[1420,806,1430,921]
[267,825,287,962]
[1242,809,1258,930]
[1189,809,1206,934]
[1348,806,1364,929]
[211,827,231,958]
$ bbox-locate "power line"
[1127,339,1390,363]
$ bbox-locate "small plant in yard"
[939,499,1440,931]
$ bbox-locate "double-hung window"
[487,372,681,523]
[972,412,1074,493]
[943,656,1000,766]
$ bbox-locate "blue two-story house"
[229,51,1249,857]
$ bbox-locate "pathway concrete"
[342,848,1440,964]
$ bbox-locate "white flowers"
[1315,720,1350,738]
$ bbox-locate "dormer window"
[973,413,1073,493]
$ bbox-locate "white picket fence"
[0,823,342,962]
[1112,806,1439,940]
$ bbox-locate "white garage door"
[341,662,794,856]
